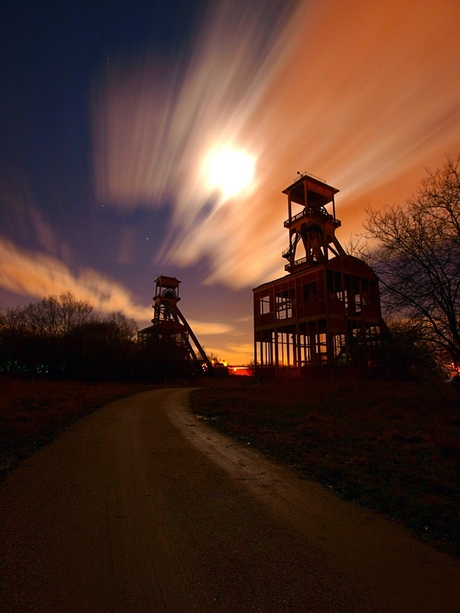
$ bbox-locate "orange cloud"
[92,0,460,291]
[0,237,151,321]
[0,237,234,340]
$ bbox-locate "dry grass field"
[0,378,155,475]
[1,374,459,558]
[190,373,460,558]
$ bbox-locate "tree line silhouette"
[0,292,179,381]
[1,290,213,381]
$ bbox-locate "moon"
[207,148,255,200]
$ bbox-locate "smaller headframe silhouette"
[138,275,212,373]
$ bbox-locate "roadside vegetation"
[190,374,460,558]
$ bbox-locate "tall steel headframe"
[281,173,346,272]
[253,173,387,376]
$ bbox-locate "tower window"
[327,270,342,296]
[276,288,295,319]
[303,281,317,302]
[259,295,271,314]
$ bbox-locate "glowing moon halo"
[207,148,255,200]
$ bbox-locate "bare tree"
[0,293,139,378]
[103,312,138,342]
[58,292,94,334]
[1,293,94,337]
[364,155,460,367]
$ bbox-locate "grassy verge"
[0,378,155,476]
[190,374,460,558]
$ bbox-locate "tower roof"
[155,275,181,288]
[283,173,339,208]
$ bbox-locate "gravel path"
[1,388,459,612]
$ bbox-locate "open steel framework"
[138,275,212,372]
[253,174,386,376]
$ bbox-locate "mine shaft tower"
[253,173,386,376]
[139,275,212,373]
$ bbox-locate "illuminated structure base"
[253,174,386,376]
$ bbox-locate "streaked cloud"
[187,319,233,336]
[0,237,151,320]
[92,0,460,288]
[0,237,233,338]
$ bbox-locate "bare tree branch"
[364,155,460,366]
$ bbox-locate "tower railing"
[284,207,339,228]
[284,256,308,272]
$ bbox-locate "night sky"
[1,0,460,364]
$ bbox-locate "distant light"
[207,148,255,200]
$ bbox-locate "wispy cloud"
[0,237,150,321]
[187,319,233,336]
[0,237,233,338]
[92,0,460,288]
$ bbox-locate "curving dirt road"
[1,388,459,612]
